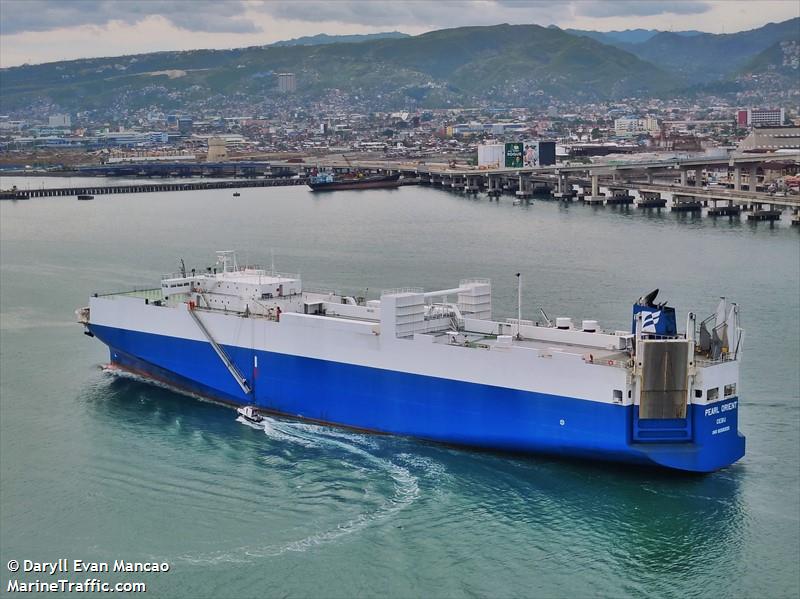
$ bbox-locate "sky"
[1,0,798,68]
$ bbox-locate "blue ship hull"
[90,324,745,473]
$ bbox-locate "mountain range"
[564,27,703,45]
[0,19,797,115]
[591,18,800,78]
[269,32,410,47]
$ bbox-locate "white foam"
[235,415,264,430]
[177,416,425,565]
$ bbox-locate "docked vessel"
[308,172,401,191]
[77,251,745,472]
[0,189,30,200]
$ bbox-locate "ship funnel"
[632,291,676,336]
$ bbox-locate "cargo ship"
[308,172,401,191]
[77,251,745,472]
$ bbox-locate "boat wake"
[234,415,264,430]
[99,364,225,408]
[178,415,435,565]
[94,366,445,565]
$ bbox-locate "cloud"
[257,1,569,27]
[256,1,713,27]
[0,0,259,34]
[575,1,710,18]
[0,0,795,68]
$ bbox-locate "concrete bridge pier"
[749,165,759,192]
[552,173,574,200]
[585,173,604,204]
[515,174,533,200]
[486,176,501,199]
[733,166,742,191]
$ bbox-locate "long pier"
[0,177,308,199]
[311,153,799,221]
[4,152,799,223]
[410,171,799,220]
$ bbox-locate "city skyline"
[1,0,798,68]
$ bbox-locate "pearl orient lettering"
[704,400,737,417]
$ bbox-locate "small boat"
[233,192,241,197]
[77,194,94,200]
[237,405,263,424]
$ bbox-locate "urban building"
[737,108,785,127]
[277,73,297,93]
[177,116,193,134]
[48,114,71,128]
[447,122,527,136]
[614,117,660,136]
[737,126,800,152]
[206,137,229,162]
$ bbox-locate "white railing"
[460,278,490,286]
[161,268,301,281]
[96,287,163,300]
[381,287,424,296]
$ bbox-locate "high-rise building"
[277,73,296,93]
[737,108,785,127]
[737,110,749,127]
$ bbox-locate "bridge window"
[707,388,719,401]
[613,389,623,403]
[724,383,737,397]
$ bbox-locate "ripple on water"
[162,415,431,565]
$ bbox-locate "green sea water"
[1,180,798,598]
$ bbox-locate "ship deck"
[424,329,631,363]
[95,288,632,363]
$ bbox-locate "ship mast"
[516,273,522,340]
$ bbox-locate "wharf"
[311,153,799,223]
[0,177,308,199]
